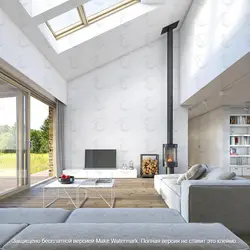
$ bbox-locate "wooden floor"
[0,178,167,209]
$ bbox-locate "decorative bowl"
[58,176,75,184]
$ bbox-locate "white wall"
[65,35,188,174]
[188,107,228,169]
[180,0,250,104]
[0,8,67,104]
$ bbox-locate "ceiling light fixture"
[219,90,225,96]
[185,72,250,113]
[244,102,250,111]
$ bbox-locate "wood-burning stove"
[163,144,178,168]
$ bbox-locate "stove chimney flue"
[161,21,179,174]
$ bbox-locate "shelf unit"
[229,114,250,176]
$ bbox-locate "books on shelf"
[230,136,250,145]
[230,116,250,125]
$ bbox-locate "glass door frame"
[17,90,30,187]
[0,71,30,198]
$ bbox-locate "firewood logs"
[141,157,158,177]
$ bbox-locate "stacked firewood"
[141,157,158,177]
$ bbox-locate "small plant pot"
[58,176,74,184]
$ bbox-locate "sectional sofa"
[154,165,250,243]
[0,207,249,249]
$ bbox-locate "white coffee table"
[43,179,83,208]
[79,179,116,208]
[43,179,115,208]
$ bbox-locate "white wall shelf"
[230,165,250,167]
[230,155,250,157]
[230,125,250,127]
[229,114,250,176]
[230,134,250,136]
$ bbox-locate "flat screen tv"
[85,149,116,169]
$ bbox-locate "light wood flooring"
[0,178,167,209]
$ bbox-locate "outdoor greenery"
[0,118,49,153]
[0,118,50,174]
[0,153,49,174]
[30,118,49,153]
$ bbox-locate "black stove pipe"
[161,21,179,174]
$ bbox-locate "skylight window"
[46,0,139,40]
[46,8,86,39]
[47,9,81,34]
[84,0,125,17]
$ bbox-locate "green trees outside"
[30,118,49,153]
[0,124,16,153]
[0,118,49,153]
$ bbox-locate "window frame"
[46,0,139,40]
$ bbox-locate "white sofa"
[154,166,250,240]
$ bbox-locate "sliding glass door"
[0,79,29,194]
[30,97,55,185]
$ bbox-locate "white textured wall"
[180,0,250,104]
[65,35,188,174]
[189,107,228,169]
[0,8,67,104]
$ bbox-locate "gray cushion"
[205,168,236,180]
[0,208,71,224]
[185,164,207,179]
[3,223,249,249]
[0,224,27,248]
[66,208,185,223]
[177,164,207,184]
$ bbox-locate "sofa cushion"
[162,179,181,196]
[3,223,249,250]
[66,208,185,223]
[186,164,207,180]
[0,208,71,224]
[0,224,27,248]
[205,168,236,180]
[158,174,182,180]
[177,164,207,184]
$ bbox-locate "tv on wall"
[85,149,116,169]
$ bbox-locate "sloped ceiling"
[0,0,192,81]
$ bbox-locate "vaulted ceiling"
[0,0,192,81]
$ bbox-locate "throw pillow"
[176,174,185,184]
[176,164,207,184]
[185,164,208,180]
[206,168,236,180]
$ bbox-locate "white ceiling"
[185,52,250,120]
[0,0,192,81]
